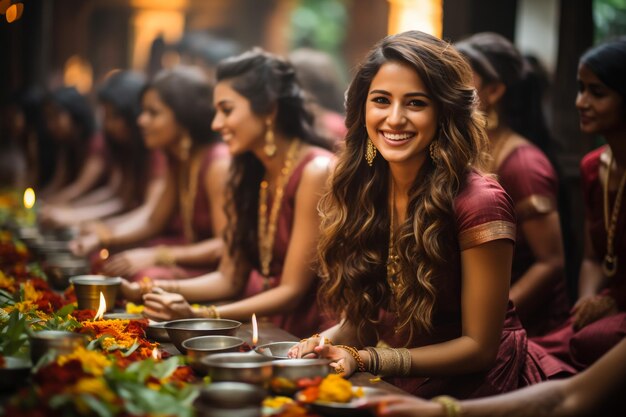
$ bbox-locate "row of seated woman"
[10,31,625,401]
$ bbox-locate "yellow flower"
[57,346,112,377]
[125,302,144,314]
[71,377,117,412]
[0,271,16,292]
[22,281,42,302]
[11,300,35,313]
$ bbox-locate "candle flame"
[99,248,109,260]
[318,336,325,348]
[94,292,106,320]
[151,347,160,360]
[251,313,258,346]
[23,188,35,209]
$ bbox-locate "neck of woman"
[258,135,299,181]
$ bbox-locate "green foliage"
[290,0,349,52]
[594,0,626,42]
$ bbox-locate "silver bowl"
[146,321,170,342]
[195,382,267,417]
[200,352,274,386]
[270,358,331,395]
[30,330,86,365]
[44,255,90,290]
[69,275,121,311]
[102,312,144,320]
[254,341,298,359]
[164,318,242,353]
[0,356,32,391]
[183,335,245,375]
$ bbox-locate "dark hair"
[580,36,626,101]
[145,66,218,144]
[456,32,553,152]
[47,86,95,141]
[215,48,331,275]
[318,30,487,342]
[98,70,150,208]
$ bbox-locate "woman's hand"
[142,290,194,321]
[364,395,442,417]
[572,294,618,330]
[288,338,357,377]
[69,233,100,256]
[102,248,157,277]
[120,279,143,303]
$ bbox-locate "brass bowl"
[195,382,267,417]
[254,341,298,359]
[270,358,331,395]
[30,330,86,365]
[0,356,32,391]
[200,352,274,386]
[69,275,121,311]
[164,318,242,353]
[183,335,245,374]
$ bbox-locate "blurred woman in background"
[456,33,569,337]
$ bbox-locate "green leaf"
[80,393,115,417]
[151,356,181,379]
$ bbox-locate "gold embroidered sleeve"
[458,220,516,251]
[515,195,556,221]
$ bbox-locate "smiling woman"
[289,30,574,399]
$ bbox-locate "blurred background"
[0,0,625,290]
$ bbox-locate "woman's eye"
[372,96,389,104]
[408,99,427,107]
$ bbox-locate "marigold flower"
[57,346,111,377]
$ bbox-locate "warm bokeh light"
[6,3,24,23]
[151,347,161,360]
[131,8,185,71]
[63,55,93,94]
[0,0,12,15]
[94,292,106,320]
[251,313,258,347]
[23,187,35,209]
[99,248,110,260]
[387,0,443,38]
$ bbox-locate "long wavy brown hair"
[318,31,489,344]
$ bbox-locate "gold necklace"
[179,150,202,242]
[602,152,626,277]
[258,139,301,279]
[386,181,401,294]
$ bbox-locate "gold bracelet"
[336,345,366,372]
[374,347,412,376]
[432,395,461,417]
[300,333,333,346]
[364,347,380,375]
[197,305,220,319]
[154,246,176,266]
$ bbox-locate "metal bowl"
[254,341,298,359]
[0,356,32,391]
[195,382,267,417]
[164,318,242,353]
[200,352,274,386]
[102,312,144,320]
[146,321,170,342]
[44,255,90,290]
[270,358,331,395]
[69,275,121,311]
[30,330,86,365]
[183,335,245,374]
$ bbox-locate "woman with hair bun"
[289,30,573,398]
[123,49,335,338]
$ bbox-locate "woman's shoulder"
[455,171,517,250]
[580,145,608,181]
[292,145,334,192]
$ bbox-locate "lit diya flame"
[251,313,258,347]
[99,248,109,260]
[23,187,35,209]
[151,347,161,360]
[93,291,106,320]
[318,336,325,348]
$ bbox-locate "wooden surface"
[160,321,407,395]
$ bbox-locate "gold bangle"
[155,246,176,266]
[374,347,412,376]
[364,347,380,375]
[197,305,220,319]
[336,345,366,372]
[300,333,333,346]
[432,395,461,417]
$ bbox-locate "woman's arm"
[45,153,107,204]
[509,211,565,322]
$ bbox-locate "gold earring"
[264,120,277,157]
[179,135,192,160]
[429,140,439,165]
[365,138,377,166]
[486,108,499,130]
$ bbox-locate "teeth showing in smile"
[382,132,413,141]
